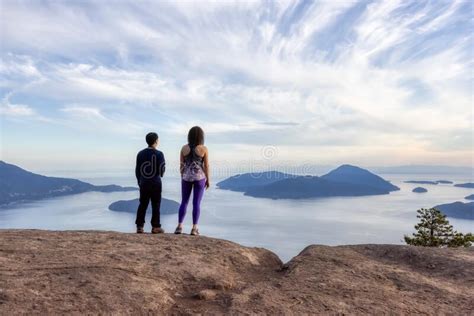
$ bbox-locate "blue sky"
[0,0,472,172]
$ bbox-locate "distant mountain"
[218,165,399,200]
[405,180,438,185]
[0,161,136,207]
[434,202,474,220]
[454,183,474,188]
[412,187,427,193]
[216,171,296,192]
[465,194,474,201]
[109,198,180,214]
[244,176,394,199]
[436,180,453,184]
[373,165,473,174]
[321,165,399,192]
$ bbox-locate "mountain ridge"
[434,201,474,220]
[217,164,399,199]
[0,161,136,207]
[320,164,399,192]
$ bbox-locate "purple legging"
[178,178,206,225]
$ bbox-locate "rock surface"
[1,230,473,314]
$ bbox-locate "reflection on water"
[0,174,472,262]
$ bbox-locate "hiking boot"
[151,227,165,234]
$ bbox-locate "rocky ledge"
[0,230,473,314]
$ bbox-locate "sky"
[0,0,473,174]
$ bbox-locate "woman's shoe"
[190,228,200,236]
[174,226,182,234]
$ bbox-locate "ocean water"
[0,173,472,262]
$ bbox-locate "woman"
[175,126,210,236]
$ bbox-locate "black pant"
[135,183,162,228]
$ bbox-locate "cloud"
[0,0,472,167]
[0,101,35,117]
[60,106,107,120]
[59,105,155,136]
[0,91,48,121]
[261,121,299,127]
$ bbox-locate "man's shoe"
[136,226,144,234]
[151,227,165,234]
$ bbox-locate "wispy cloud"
[0,100,35,117]
[61,106,107,120]
[1,0,472,168]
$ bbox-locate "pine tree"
[404,208,473,247]
[448,232,474,247]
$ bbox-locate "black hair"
[146,132,159,146]
[187,126,204,147]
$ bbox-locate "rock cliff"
[1,230,473,314]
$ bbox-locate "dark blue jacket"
[135,148,165,187]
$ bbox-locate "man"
[135,132,166,234]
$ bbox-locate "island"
[434,201,474,220]
[0,161,136,207]
[217,164,399,199]
[404,180,454,185]
[412,187,427,193]
[216,171,296,192]
[109,198,180,214]
[454,183,474,188]
[465,194,474,201]
[404,180,438,185]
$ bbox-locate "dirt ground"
[1,230,473,315]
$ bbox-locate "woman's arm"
[179,147,185,176]
[203,147,210,189]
